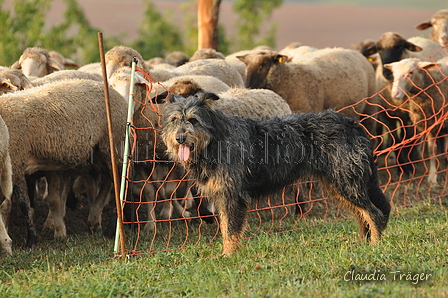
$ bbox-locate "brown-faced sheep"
[237,48,375,119]
[0,117,13,255]
[0,68,34,94]
[383,58,448,183]
[10,47,64,77]
[352,39,379,70]
[362,32,447,82]
[416,9,448,46]
[0,79,127,250]
[105,45,150,79]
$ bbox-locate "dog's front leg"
[216,195,249,255]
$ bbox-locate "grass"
[1,198,446,297]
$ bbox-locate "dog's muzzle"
[175,133,191,161]
[176,134,187,144]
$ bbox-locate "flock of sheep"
[0,9,447,256]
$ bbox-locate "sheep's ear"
[362,45,378,57]
[62,58,80,68]
[383,63,393,70]
[10,61,21,69]
[0,78,18,91]
[419,61,439,71]
[415,21,432,30]
[274,54,288,64]
[20,76,34,89]
[236,54,248,63]
[404,41,423,52]
[47,58,64,71]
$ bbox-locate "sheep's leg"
[87,175,113,231]
[0,198,12,255]
[15,177,37,248]
[427,133,438,184]
[44,172,71,238]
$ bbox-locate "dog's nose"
[176,134,186,144]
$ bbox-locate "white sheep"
[0,117,13,255]
[175,58,245,88]
[236,48,375,119]
[416,9,448,46]
[10,47,64,77]
[383,58,448,183]
[279,42,318,62]
[361,32,448,175]
[148,63,177,82]
[0,79,127,249]
[30,69,102,86]
[165,78,292,118]
[78,62,102,76]
[189,48,226,61]
[155,74,230,96]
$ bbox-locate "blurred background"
[1,0,447,66]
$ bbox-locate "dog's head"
[161,92,220,164]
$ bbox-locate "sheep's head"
[12,47,64,77]
[237,51,288,89]
[0,68,34,93]
[416,9,448,46]
[362,32,422,81]
[383,58,441,100]
[105,45,146,79]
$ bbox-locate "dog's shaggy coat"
[161,92,391,255]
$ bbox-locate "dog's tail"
[368,156,391,231]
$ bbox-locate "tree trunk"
[198,0,220,50]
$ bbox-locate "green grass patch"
[1,199,446,297]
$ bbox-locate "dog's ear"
[164,93,178,104]
[196,91,220,106]
[151,90,171,104]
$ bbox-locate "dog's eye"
[188,118,198,125]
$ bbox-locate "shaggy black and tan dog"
[161,92,391,255]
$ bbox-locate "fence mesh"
[118,48,448,257]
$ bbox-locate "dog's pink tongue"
[178,144,191,161]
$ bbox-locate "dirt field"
[43,1,439,51]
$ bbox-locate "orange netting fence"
[117,48,448,257]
